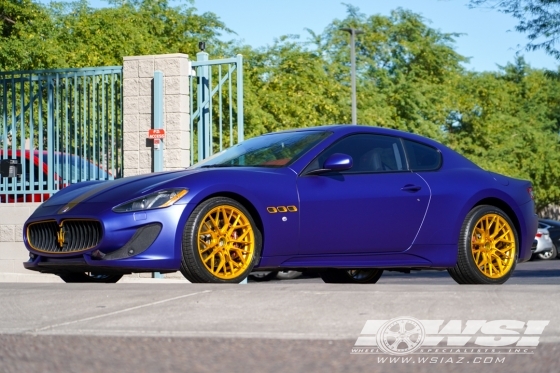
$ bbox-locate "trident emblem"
[57,225,65,248]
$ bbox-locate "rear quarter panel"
[414,168,536,265]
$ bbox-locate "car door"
[297,134,430,255]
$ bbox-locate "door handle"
[401,184,421,192]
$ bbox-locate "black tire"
[320,269,383,284]
[249,271,279,282]
[537,243,557,260]
[58,272,123,283]
[180,197,262,283]
[448,205,518,284]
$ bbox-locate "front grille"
[28,220,102,254]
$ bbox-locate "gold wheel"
[197,205,255,280]
[471,213,516,279]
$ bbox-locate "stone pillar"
[0,203,41,276]
[122,53,191,176]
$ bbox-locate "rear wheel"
[538,243,557,260]
[448,205,518,284]
[180,197,261,283]
[58,272,123,283]
[320,269,383,284]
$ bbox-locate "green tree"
[0,0,64,70]
[445,57,560,209]
[0,0,231,70]
[240,38,349,138]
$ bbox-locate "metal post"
[153,71,164,173]
[236,54,244,142]
[197,49,210,160]
[152,70,164,279]
[47,76,54,191]
[341,28,363,125]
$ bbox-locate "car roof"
[267,125,444,147]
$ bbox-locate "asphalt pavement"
[0,258,559,373]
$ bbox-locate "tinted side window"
[305,134,406,173]
[403,140,442,171]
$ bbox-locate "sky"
[42,0,559,72]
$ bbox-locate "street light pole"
[340,27,363,125]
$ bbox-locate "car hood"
[42,169,202,208]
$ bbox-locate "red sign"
[147,129,166,139]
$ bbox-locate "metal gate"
[0,66,123,203]
[190,53,244,164]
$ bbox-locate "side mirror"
[323,153,353,171]
[306,153,353,175]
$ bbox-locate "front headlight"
[113,188,188,213]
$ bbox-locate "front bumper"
[23,203,192,274]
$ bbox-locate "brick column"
[122,53,191,176]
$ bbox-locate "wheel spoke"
[228,224,250,236]
[199,243,216,254]
[230,215,242,229]
[235,229,251,241]
[492,254,505,273]
[215,252,226,275]
[478,253,488,267]
[229,238,252,245]
[231,250,247,266]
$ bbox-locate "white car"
[532,227,553,259]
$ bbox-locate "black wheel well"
[198,192,265,248]
[474,198,522,255]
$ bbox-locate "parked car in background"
[0,150,112,203]
[537,219,560,259]
[532,226,554,260]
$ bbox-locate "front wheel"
[448,205,518,284]
[276,270,302,280]
[58,272,123,283]
[249,271,279,282]
[180,197,262,283]
[320,269,383,284]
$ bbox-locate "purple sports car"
[23,125,538,284]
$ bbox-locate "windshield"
[190,131,331,168]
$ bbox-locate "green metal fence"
[0,66,123,203]
[190,53,244,164]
